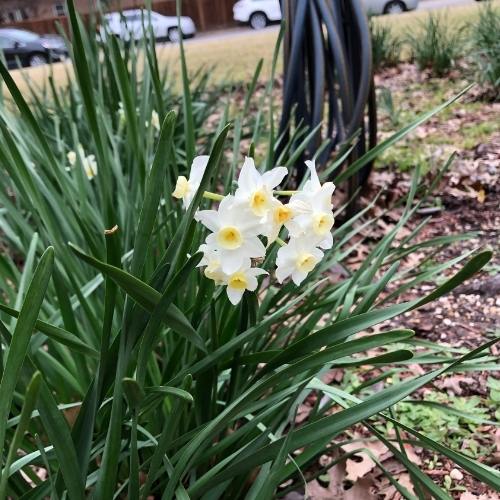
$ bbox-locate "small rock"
[450,468,463,481]
[443,318,452,326]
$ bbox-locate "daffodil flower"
[67,150,77,166]
[288,160,335,249]
[263,197,294,244]
[224,265,268,305]
[67,145,98,180]
[82,155,98,180]
[276,237,324,286]
[174,155,336,305]
[235,157,288,217]
[301,160,332,195]
[196,195,266,274]
[197,244,226,285]
[150,110,160,131]
[172,155,210,209]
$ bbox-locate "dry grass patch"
[4,0,499,95]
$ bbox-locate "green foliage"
[370,21,402,71]
[378,87,402,128]
[395,393,493,455]
[469,0,500,96]
[408,14,464,77]
[487,377,500,420]
[0,2,498,498]
[488,376,500,402]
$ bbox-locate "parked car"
[0,28,68,69]
[363,0,419,15]
[233,0,281,30]
[232,0,419,29]
[102,10,196,42]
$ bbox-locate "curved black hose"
[279,0,377,199]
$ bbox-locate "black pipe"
[279,0,377,199]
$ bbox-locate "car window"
[124,13,141,21]
[0,35,15,49]
[0,29,39,42]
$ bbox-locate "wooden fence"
[0,0,236,34]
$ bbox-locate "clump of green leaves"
[370,20,402,71]
[395,393,494,457]
[468,0,500,98]
[378,86,402,128]
[408,14,464,77]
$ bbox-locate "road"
[419,0,477,10]
[189,0,477,44]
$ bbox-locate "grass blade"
[0,372,41,497]
[0,247,53,459]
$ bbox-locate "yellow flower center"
[250,189,269,216]
[217,226,243,250]
[172,176,189,199]
[228,272,248,290]
[312,212,334,236]
[296,253,318,273]
[274,205,293,225]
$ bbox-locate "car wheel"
[249,12,268,30]
[383,1,406,14]
[168,27,181,43]
[28,53,48,67]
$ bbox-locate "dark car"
[0,28,68,69]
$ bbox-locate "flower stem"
[203,191,224,201]
[274,190,297,196]
[275,237,286,247]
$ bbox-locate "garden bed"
[292,62,499,499]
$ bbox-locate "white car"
[363,0,419,15]
[233,0,281,30]
[103,10,196,42]
[232,0,419,29]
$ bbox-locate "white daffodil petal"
[189,155,210,184]
[249,268,268,278]
[261,166,288,189]
[226,286,244,305]
[237,156,261,192]
[221,251,245,275]
[246,275,258,292]
[243,237,266,259]
[246,267,268,291]
[196,210,220,232]
[292,269,308,286]
[319,232,333,250]
[238,214,266,235]
[276,264,292,284]
[304,159,321,191]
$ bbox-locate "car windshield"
[0,29,40,42]
[103,10,162,22]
